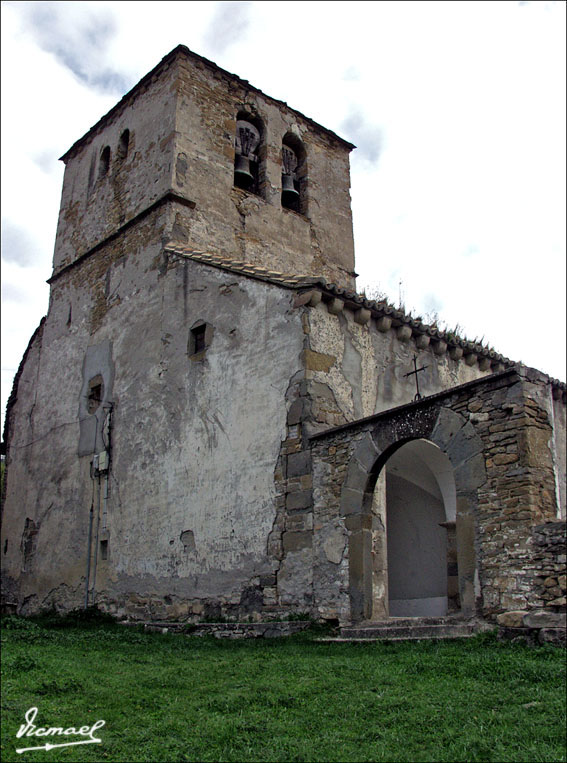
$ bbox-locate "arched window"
[117,129,130,162]
[281,133,307,215]
[98,146,111,178]
[234,112,264,196]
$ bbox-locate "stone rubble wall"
[176,621,311,639]
[454,371,558,615]
[270,288,566,624]
[3,43,565,627]
[551,392,567,518]
[309,369,562,624]
[531,522,567,610]
[496,522,566,645]
[118,619,312,638]
[268,295,510,623]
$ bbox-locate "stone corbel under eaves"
[296,287,512,377]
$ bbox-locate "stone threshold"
[326,615,492,643]
[350,614,478,627]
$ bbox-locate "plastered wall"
[2,238,305,619]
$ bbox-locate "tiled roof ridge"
[164,242,325,288]
[164,242,566,387]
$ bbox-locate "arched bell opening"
[234,112,265,197]
[281,133,307,215]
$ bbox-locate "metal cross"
[404,354,428,401]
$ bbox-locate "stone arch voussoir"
[431,408,487,492]
[340,405,488,518]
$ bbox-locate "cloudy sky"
[1,0,565,431]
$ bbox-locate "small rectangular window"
[88,384,102,415]
[188,321,213,359]
[100,540,108,560]
[87,374,105,415]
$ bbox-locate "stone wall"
[304,296,498,427]
[173,51,355,287]
[119,619,312,638]
[53,58,178,274]
[4,247,564,624]
[176,621,312,639]
[3,45,565,629]
[551,391,566,518]
[496,521,566,645]
[531,522,567,611]
[253,289,566,623]
[3,44,358,621]
[460,369,558,615]
[265,289,509,621]
[309,369,562,624]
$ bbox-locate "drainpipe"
[90,474,102,606]
[87,403,113,607]
[84,501,94,609]
[102,472,109,531]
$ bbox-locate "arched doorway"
[335,404,488,623]
[382,439,456,617]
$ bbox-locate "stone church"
[2,46,565,634]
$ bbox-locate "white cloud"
[203,1,253,55]
[12,0,126,92]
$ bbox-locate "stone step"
[354,616,469,628]
[338,622,480,641]
[320,635,477,643]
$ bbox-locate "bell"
[234,154,253,186]
[282,173,299,198]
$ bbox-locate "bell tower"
[51,45,356,288]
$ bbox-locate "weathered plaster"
[2,248,305,617]
[306,299,493,432]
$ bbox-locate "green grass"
[1,614,565,763]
